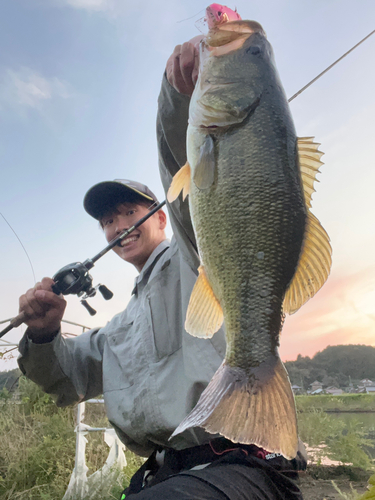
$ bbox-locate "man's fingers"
[22,286,46,318]
[18,277,66,335]
[34,289,66,310]
[192,48,199,85]
[166,42,199,96]
[166,44,181,86]
[179,42,196,85]
[40,277,56,292]
[19,294,40,320]
[19,279,66,321]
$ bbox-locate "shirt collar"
[132,239,170,294]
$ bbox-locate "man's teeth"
[121,236,138,246]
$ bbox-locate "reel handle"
[98,285,113,300]
[81,300,97,316]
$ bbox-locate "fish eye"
[218,11,222,16]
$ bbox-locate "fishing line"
[288,28,375,103]
[0,212,36,285]
[177,8,205,23]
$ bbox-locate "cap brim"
[84,181,154,220]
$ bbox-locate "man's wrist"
[27,328,60,344]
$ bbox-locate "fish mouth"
[206,20,265,49]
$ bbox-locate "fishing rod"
[0,200,166,339]
[288,28,375,102]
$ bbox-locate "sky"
[0,0,374,370]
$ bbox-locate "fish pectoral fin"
[167,162,191,202]
[185,265,224,338]
[170,357,298,460]
[283,211,332,314]
[297,137,324,209]
[193,135,216,190]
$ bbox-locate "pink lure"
[205,3,241,29]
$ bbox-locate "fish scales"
[189,38,306,371]
[168,19,331,459]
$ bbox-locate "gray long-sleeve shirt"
[18,75,227,457]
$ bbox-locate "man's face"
[101,202,166,271]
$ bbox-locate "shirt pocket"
[103,323,134,392]
[146,268,183,361]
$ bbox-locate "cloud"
[52,0,122,12]
[0,67,72,113]
[63,0,112,10]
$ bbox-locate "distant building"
[292,385,302,395]
[310,388,324,395]
[356,387,367,394]
[325,387,343,395]
[310,381,323,392]
[360,379,374,387]
[365,386,375,394]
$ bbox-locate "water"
[299,410,375,467]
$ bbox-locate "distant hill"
[285,344,375,390]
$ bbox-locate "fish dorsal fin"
[283,138,331,314]
[297,137,324,209]
[185,265,224,337]
[167,162,191,202]
[193,135,216,190]
[283,212,332,314]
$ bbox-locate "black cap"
[83,179,159,220]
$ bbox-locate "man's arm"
[157,39,202,270]
[17,278,104,406]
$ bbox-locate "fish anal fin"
[185,265,223,338]
[170,356,298,460]
[193,135,216,190]
[283,212,332,314]
[167,162,191,203]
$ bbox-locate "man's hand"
[19,277,67,338]
[166,35,203,96]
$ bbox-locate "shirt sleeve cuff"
[26,327,60,344]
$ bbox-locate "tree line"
[284,344,375,391]
[1,344,375,394]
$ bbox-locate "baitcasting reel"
[52,261,113,316]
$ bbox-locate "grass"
[0,378,142,500]
[296,394,375,413]
[1,379,374,499]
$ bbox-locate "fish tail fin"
[167,162,191,202]
[170,356,298,459]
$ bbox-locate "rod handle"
[0,311,26,339]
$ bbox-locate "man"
[18,40,306,499]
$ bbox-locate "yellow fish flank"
[168,20,332,459]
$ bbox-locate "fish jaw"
[205,20,266,50]
[189,33,271,131]
[205,4,241,29]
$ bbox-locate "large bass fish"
[168,19,331,459]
